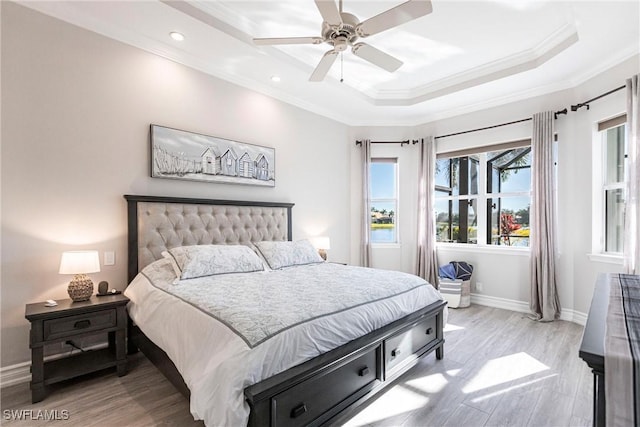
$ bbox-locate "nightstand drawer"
[43,309,116,341]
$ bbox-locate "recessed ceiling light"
[270,75,281,83]
[170,32,185,41]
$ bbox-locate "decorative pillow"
[254,239,324,270]
[166,245,264,280]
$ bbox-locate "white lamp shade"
[311,236,331,250]
[59,251,101,275]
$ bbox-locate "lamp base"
[68,274,94,302]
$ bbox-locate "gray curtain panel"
[624,74,640,275]
[416,137,439,288]
[361,139,372,267]
[529,111,561,321]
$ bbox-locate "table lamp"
[59,251,100,302]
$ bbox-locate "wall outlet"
[104,251,115,266]
[476,282,483,292]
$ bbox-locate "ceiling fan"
[253,0,433,82]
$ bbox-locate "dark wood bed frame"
[125,194,446,427]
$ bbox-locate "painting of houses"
[151,124,275,187]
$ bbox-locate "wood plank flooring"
[1,305,592,426]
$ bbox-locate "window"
[370,158,398,244]
[435,143,532,247]
[601,121,626,253]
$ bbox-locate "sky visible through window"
[370,162,395,199]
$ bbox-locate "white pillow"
[165,245,264,280]
[254,239,324,270]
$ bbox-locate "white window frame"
[436,140,532,250]
[590,116,627,262]
[370,158,399,245]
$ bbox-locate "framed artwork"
[150,124,275,187]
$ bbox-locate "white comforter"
[125,259,445,426]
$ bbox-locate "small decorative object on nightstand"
[311,236,331,261]
[25,294,129,403]
[59,251,100,302]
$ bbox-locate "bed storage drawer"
[385,315,437,375]
[272,347,378,427]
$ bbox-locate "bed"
[123,194,447,427]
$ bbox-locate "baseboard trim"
[0,361,31,388]
[470,293,530,313]
[470,293,587,326]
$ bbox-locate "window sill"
[437,243,530,256]
[372,243,401,249]
[587,253,623,265]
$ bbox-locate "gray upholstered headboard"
[124,195,294,284]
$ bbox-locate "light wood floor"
[1,305,592,426]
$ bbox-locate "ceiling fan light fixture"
[169,31,185,41]
[252,0,432,82]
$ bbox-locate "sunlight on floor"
[470,373,558,403]
[462,352,549,394]
[444,323,464,332]
[341,384,430,427]
[406,371,455,394]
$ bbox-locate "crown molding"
[365,23,579,105]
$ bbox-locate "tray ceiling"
[18,0,640,125]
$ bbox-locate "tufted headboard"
[124,195,294,284]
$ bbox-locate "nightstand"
[25,294,129,403]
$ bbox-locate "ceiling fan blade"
[314,0,343,27]
[352,43,403,72]
[309,50,339,82]
[357,0,433,37]
[253,37,324,46]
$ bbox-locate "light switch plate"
[104,251,115,266]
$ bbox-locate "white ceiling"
[19,0,640,126]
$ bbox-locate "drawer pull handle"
[291,403,307,419]
[426,327,433,335]
[391,348,401,358]
[358,366,370,377]
[74,320,91,329]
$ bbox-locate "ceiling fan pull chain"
[340,52,344,83]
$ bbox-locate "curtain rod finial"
[554,108,567,119]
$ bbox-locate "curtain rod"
[355,108,568,144]
[355,139,419,146]
[434,109,567,140]
[571,85,625,112]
